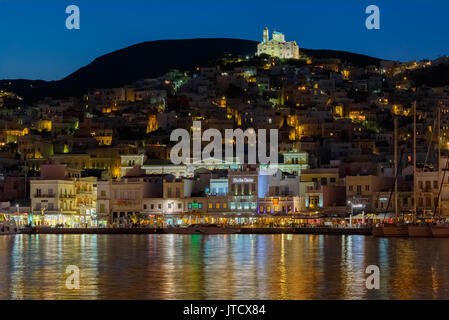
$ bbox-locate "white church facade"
[256,27,301,60]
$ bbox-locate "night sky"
[1,0,448,80]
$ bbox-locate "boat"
[165,224,240,234]
[378,118,408,238]
[371,225,384,237]
[0,220,18,235]
[430,224,449,237]
[408,224,432,237]
[382,223,409,237]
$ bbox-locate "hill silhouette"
[0,38,383,102]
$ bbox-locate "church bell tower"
[263,27,269,43]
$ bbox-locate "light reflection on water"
[0,234,449,300]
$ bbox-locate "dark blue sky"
[1,0,448,80]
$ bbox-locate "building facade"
[256,27,301,60]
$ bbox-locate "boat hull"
[382,225,408,237]
[371,226,384,237]
[431,226,449,238]
[0,222,18,235]
[408,225,432,237]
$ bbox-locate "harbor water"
[0,234,448,299]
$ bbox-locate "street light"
[348,201,364,226]
[15,204,19,225]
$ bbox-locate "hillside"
[0,38,383,102]
[407,63,449,87]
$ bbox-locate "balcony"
[306,186,322,193]
[32,208,59,214]
[60,194,76,198]
[33,194,55,198]
[77,189,92,194]
[112,199,140,206]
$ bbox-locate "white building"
[30,163,99,226]
[256,27,301,60]
[30,179,76,226]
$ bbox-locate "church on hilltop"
[256,27,301,60]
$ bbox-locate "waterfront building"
[345,175,394,212]
[96,180,111,224]
[30,164,102,227]
[162,177,193,215]
[206,195,228,213]
[142,198,164,215]
[299,168,344,210]
[0,202,30,226]
[29,163,101,226]
[374,190,413,214]
[413,157,449,216]
[257,196,300,214]
[75,177,98,226]
[98,168,172,226]
[184,197,208,215]
[228,165,258,212]
[30,176,77,226]
[105,178,143,226]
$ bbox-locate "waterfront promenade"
[18,226,372,235]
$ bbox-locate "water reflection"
[0,234,449,299]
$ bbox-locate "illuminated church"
[256,27,301,60]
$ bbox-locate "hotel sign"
[232,178,254,183]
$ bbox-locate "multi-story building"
[75,177,98,226]
[228,165,258,212]
[414,157,449,216]
[30,163,100,226]
[345,175,394,213]
[98,168,170,225]
[299,168,345,210]
[257,197,301,214]
[30,178,76,226]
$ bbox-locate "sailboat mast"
[438,105,441,217]
[394,117,398,220]
[413,101,417,222]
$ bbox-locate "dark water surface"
[0,234,448,299]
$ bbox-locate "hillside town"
[1,29,449,228]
